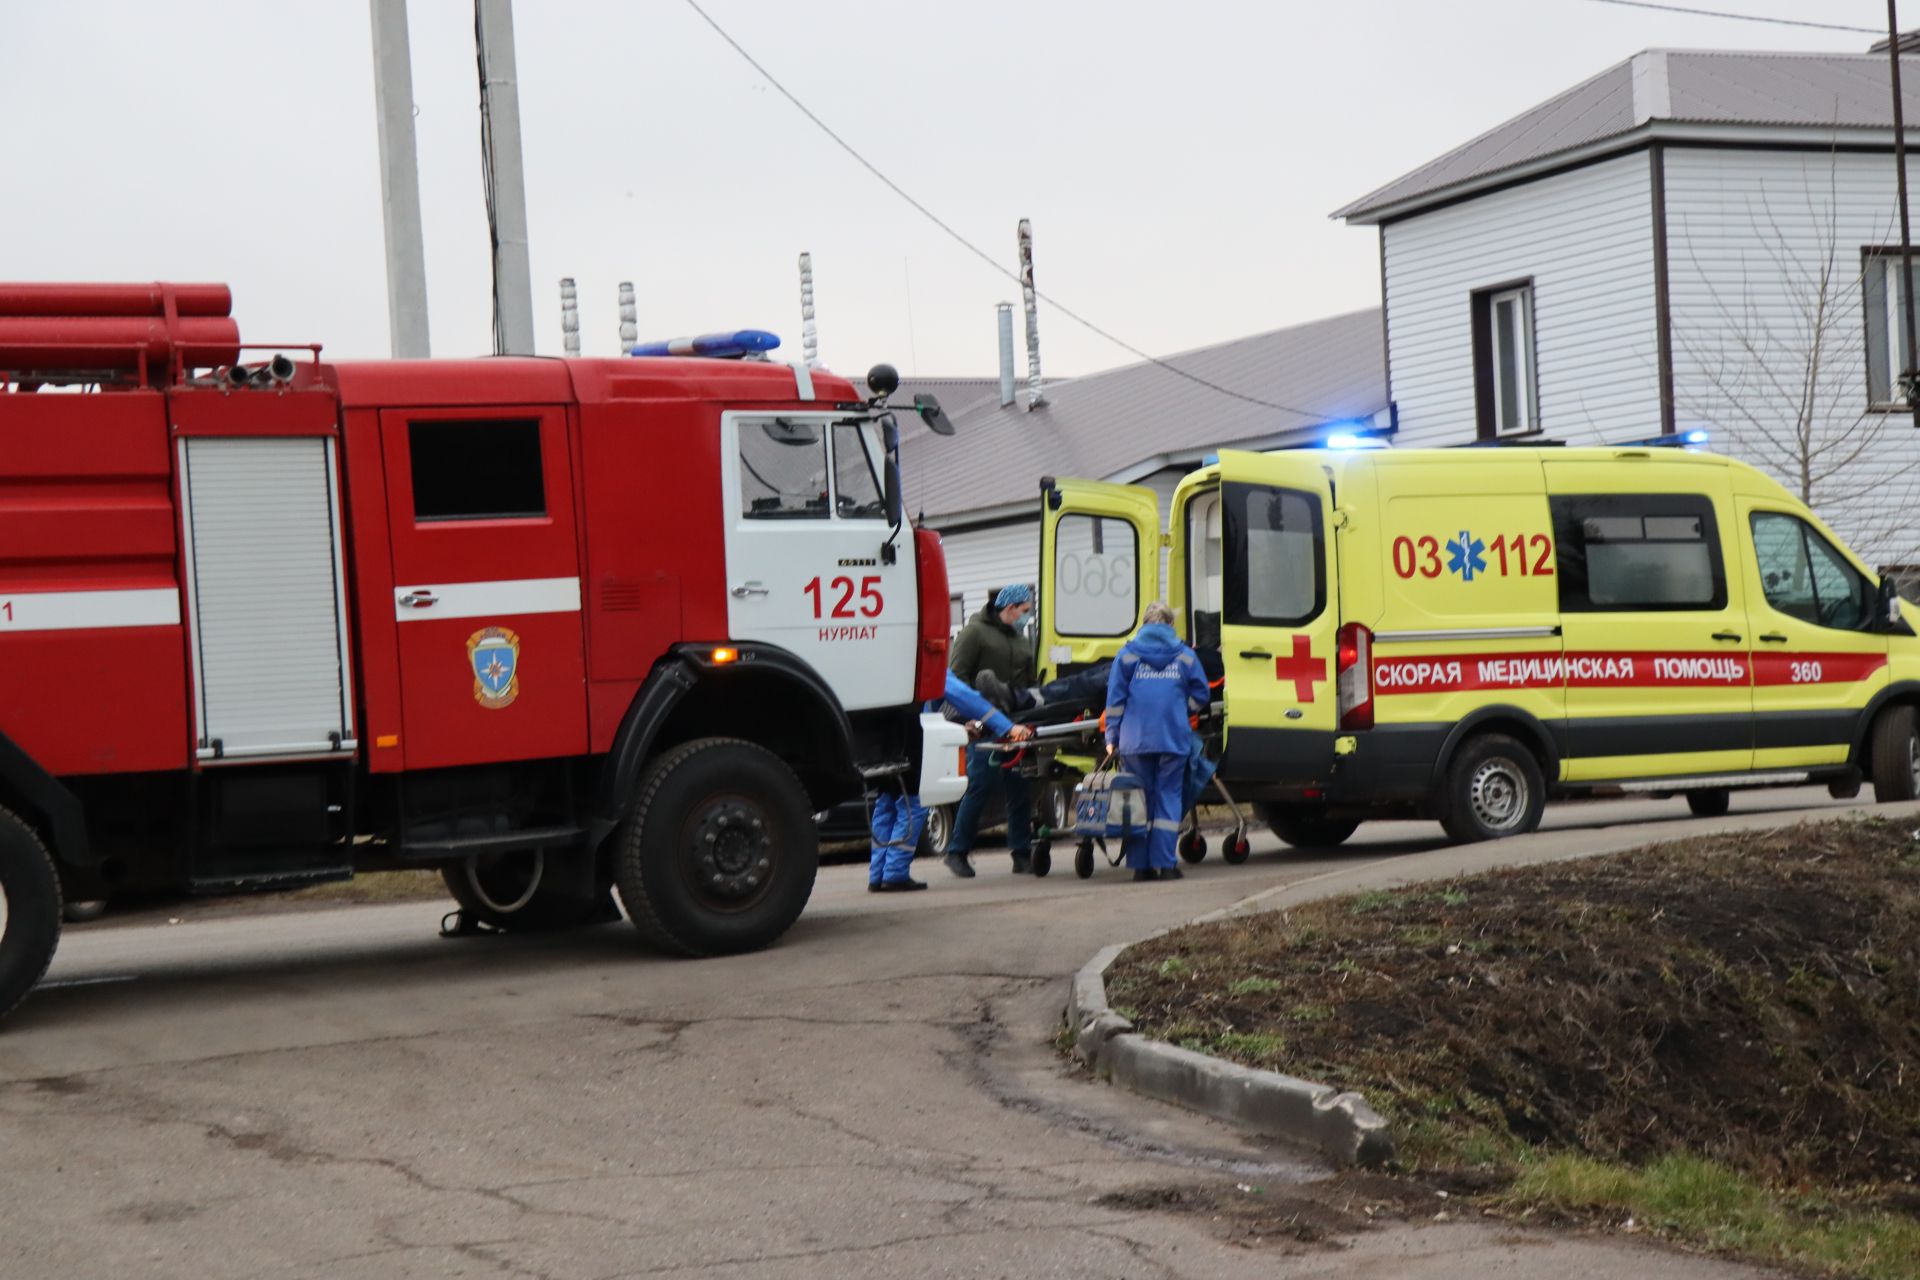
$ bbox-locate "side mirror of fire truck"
[882,415,903,531]
[912,392,955,437]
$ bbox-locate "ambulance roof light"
[629,329,780,359]
[1613,429,1711,449]
[1323,432,1388,450]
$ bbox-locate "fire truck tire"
[1869,703,1920,802]
[1437,733,1545,844]
[0,806,63,1025]
[616,738,817,957]
[440,852,602,932]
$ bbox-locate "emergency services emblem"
[467,627,521,709]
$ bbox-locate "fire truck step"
[395,824,586,862]
[188,863,354,896]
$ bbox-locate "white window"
[1865,253,1915,407]
[1488,285,1536,435]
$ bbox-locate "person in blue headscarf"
[1105,602,1210,882]
[944,583,1038,877]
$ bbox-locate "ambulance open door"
[1207,451,1342,768]
[1036,478,1161,683]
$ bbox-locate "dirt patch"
[1106,816,1920,1194]
[1094,1170,1445,1251]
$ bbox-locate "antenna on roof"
[559,277,580,357]
[799,251,819,368]
[617,282,637,354]
[1017,219,1046,411]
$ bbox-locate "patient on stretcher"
[973,647,1225,727]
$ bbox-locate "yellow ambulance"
[1037,445,1920,846]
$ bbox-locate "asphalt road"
[2,787,1883,1279]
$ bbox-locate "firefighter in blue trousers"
[1104,603,1211,882]
[869,671,1032,891]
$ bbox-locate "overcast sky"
[2,1,1893,377]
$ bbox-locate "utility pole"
[369,0,430,358]
[1888,0,1919,425]
[475,0,535,355]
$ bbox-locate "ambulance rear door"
[1209,450,1340,777]
[1037,478,1160,682]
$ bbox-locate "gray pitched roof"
[1337,49,1920,223]
[896,308,1386,522]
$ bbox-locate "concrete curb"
[1064,797,1920,1170]
[1064,942,1393,1168]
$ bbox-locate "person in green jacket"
[944,585,1038,877]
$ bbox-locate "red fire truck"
[0,282,954,1023]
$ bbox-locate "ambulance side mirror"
[1878,576,1913,634]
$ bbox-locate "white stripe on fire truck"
[392,576,582,622]
[0,587,180,632]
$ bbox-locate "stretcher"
[981,710,1252,878]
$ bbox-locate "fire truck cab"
[0,283,953,1023]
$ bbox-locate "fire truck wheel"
[440,851,601,932]
[1869,703,1920,802]
[1437,734,1545,844]
[1684,788,1731,818]
[1258,804,1359,849]
[616,738,817,957]
[0,806,63,1025]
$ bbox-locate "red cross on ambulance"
[1272,634,1326,702]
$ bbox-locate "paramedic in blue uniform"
[1104,603,1210,882]
[869,672,1031,891]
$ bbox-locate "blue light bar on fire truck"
[628,330,781,359]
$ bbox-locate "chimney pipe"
[799,251,818,367]
[996,303,1016,407]
[559,277,580,356]
[1017,218,1045,410]
[617,282,637,354]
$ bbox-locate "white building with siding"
[1336,47,1920,566]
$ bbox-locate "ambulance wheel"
[0,806,62,1025]
[1074,840,1095,879]
[1178,830,1208,863]
[1869,704,1920,802]
[1032,842,1052,877]
[1261,806,1360,849]
[441,851,602,932]
[1438,734,1545,843]
[616,738,817,956]
[1684,788,1731,818]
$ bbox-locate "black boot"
[1132,868,1158,882]
[1157,866,1184,881]
[1011,852,1032,875]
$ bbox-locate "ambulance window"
[1751,513,1873,630]
[739,418,829,520]
[1224,482,1324,627]
[1551,494,1725,611]
[830,422,886,520]
[408,419,546,521]
[1053,514,1138,637]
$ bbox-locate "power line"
[680,0,1331,421]
[1576,0,1879,34]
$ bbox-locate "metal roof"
[895,308,1386,522]
[1336,49,1920,224]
